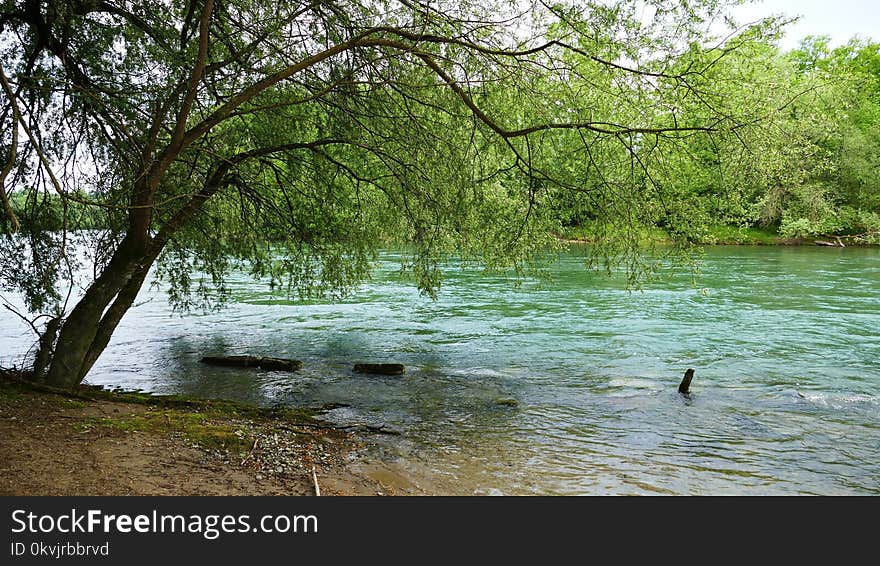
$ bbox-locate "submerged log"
[678,368,695,394]
[200,355,302,372]
[200,355,263,368]
[353,363,405,376]
[258,357,303,372]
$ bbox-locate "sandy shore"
[0,376,428,496]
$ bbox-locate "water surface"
[2,245,878,494]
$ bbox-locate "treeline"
[1,191,109,233]
[546,34,880,245]
[769,37,880,242]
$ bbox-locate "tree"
[1,0,774,387]
[710,36,880,242]
[781,37,880,240]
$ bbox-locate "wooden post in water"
[679,368,695,394]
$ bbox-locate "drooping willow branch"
[0,64,21,232]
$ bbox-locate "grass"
[73,383,318,422]
[0,379,87,409]
[76,410,254,453]
[0,374,323,454]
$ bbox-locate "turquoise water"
[2,245,878,494]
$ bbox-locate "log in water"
[200,355,302,372]
[679,368,695,394]
[353,363,406,376]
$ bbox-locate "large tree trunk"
[32,159,227,387]
[32,315,60,381]
[39,236,158,388]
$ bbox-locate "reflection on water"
[2,245,879,494]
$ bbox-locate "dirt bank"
[0,376,426,496]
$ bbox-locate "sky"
[729,0,880,50]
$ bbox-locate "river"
[2,245,878,494]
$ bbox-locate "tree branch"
[0,65,20,232]
[0,61,65,199]
[152,139,347,249]
[171,0,214,150]
[96,1,174,52]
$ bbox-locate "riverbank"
[557,224,877,246]
[0,374,425,496]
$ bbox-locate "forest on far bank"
[548,34,880,247]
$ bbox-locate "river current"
[2,245,878,494]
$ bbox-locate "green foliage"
[754,38,880,241]
[548,31,880,246]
